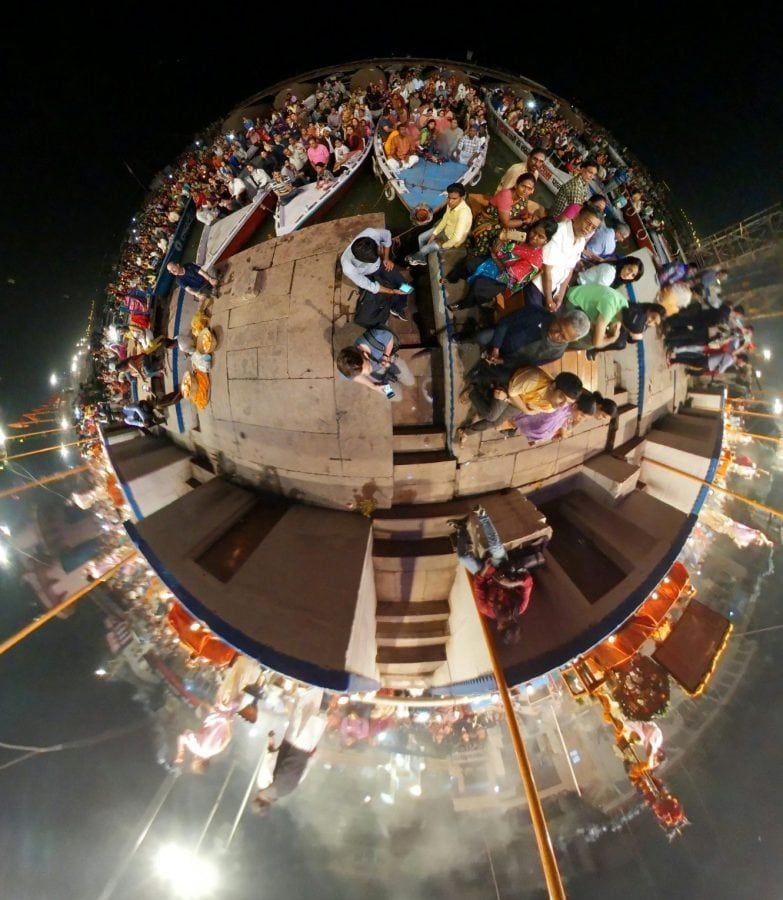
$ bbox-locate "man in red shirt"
[450,508,533,644]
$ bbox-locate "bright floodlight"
[762,348,772,361]
[408,784,422,797]
[0,524,10,537]
[95,668,107,677]
[0,545,9,566]
[773,399,783,415]
[154,844,219,898]
[755,369,763,378]
[59,444,69,458]
[49,373,58,387]
[0,428,5,445]
[60,418,69,430]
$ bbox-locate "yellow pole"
[2,427,69,442]
[4,439,91,461]
[726,409,782,421]
[0,465,91,500]
[643,457,783,520]
[467,573,566,899]
[0,550,138,657]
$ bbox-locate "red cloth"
[473,564,533,620]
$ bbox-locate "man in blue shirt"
[166,261,219,302]
[462,307,590,385]
[583,221,630,264]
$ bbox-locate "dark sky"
[1,20,780,416]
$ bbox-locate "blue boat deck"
[396,160,468,213]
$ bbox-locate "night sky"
[1,22,780,422]
[1,18,782,900]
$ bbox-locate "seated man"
[314,162,336,189]
[166,261,219,303]
[270,168,303,205]
[340,228,411,321]
[497,147,548,191]
[455,124,485,166]
[549,159,600,219]
[450,506,532,645]
[336,325,414,399]
[524,203,604,311]
[244,162,271,192]
[564,282,629,350]
[583,220,630,264]
[386,124,419,172]
[405,183,472,266]
[465,307,591,382]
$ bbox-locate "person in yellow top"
[459,367,583,437]
[405,183,473,266]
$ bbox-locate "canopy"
[559,103,585,133]
[273,82,316,110]
[221,103,272,135]
[349,66,387,91]
[166,602,237,668]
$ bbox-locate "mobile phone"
[382,384,396,399]
[398,283,414,294]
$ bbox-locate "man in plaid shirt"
[455,125,485,165]
[549,159,599,218]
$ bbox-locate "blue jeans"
[409,228,441,262]
[370,264,410,316]
[456,510,508,573]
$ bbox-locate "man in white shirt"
[252,686,327,812]
[341,227,411,321]
[525,204,604,311]
[405,183,473,266]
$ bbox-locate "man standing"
[525,204,603,311]
[253,686,327,813]
[166,261,219,303]
[405,183,472,266]
[340,227,411,321]
[549,159,600,219]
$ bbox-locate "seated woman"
[563,283,629,350]
[506,390,597,444]
[577,256,645,288]
[449,218,558,312]
[467,174,542,258]
[459,368,583,436]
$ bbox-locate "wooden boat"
[372,128,488,218]
[273,133,374,236]
[195,185,275,269]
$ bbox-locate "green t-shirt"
[567,283,628,324]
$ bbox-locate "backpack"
[353,290,389,328]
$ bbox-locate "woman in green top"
[564,283,629,350]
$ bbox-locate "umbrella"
[559,103,585,132]
[221,103,272,136]
[349,66,387,91]
[422,65,471,86]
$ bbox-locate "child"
[314,162,336,190]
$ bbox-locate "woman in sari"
[467,174,542,256]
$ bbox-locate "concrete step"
[377,644,447,675]
[189,456,217,484]
[376,619,449,647]
[376,600,451,622]
[393,450,457,505]
[614,403,639,447]
[613,388,630,406]
[372,536,454,572]
[375,567,457,602]
[373,497,476,539]
[392,425,447,454]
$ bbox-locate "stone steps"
[392,425,447,454]
[614,403,640,447]
[376,600,451,622]
[376,644,448,675]
[392,450,457,504]
[376,619,449,647]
